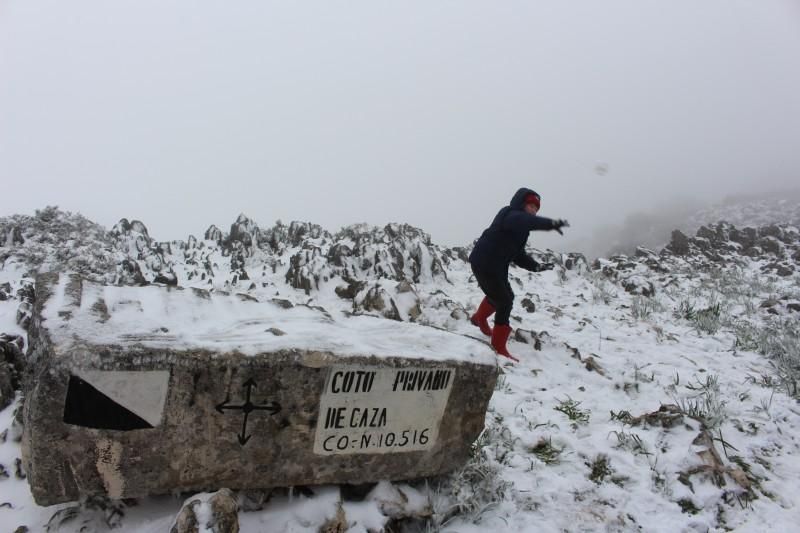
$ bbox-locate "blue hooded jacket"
[469,187,556,274]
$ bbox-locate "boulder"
[171,489,239,533]
[757,236,784,257]
[228,214,259,249]
[667,230,691,256]
[354,284,402,321]
[205,225,224,244]
[22,273,498,506]
[621,275,656,297]
[0,334,25,409]
[0,282,11,301]
[0,362,13,410]
[117,259,148,286]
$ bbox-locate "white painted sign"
[313,365,455,455]
[76,370,170,427]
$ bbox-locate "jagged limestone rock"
[0,363,14,411]
[22,273,497,505]
[667,230,691,256]
[205,225,224,244]
[228,214,259,251]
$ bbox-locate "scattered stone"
[396,281,415,294]
[153,271,178,286]
[171,489,240,533]
[520,298,536,313]
[335,279,366,300]
[270,298,294,309]
[449,308,469,320]
[266,328,286,336]
[583,356,606,376]
[408,302,423,321]
[14,458,25,480]
[621,275,656,297]
[759,299,778,309]
[563,252,589,272]
[355,284,401,321]
[0,363,13,411]
[117,259,148,286]
[514,329,543,351]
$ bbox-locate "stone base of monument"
[22,273,498,506]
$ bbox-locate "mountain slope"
[0,207,799,532]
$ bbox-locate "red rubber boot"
[470,297,495,336]
[491,324,519,362]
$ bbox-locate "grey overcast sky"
[1,0,799,252]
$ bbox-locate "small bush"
[675,374,727,430]
[554,397,590,425]
[530,437,563,465]
[693,302,722,335]
[674,300,696,320]
[631,295,663,319]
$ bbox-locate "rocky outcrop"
[228,214,259,250]
[205,225,224,244]
[664,222,799,264]
[666,230,691,256]
[354,284,402,321]
[15,282,35,329]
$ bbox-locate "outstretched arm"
[502,212,555,232]
[504,213,570,235]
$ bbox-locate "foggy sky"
[2,0,799,254]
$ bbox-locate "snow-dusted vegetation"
[1,204,799,532]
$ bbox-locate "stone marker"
[22,273,498,505]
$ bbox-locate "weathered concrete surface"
[22,273,498,505]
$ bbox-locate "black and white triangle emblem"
[63,375,156,430]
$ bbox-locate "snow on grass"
[1,227,800,531]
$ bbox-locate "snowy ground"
[2,231,800,531]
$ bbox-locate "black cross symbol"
[216,378,281,445]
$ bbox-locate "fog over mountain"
[568,188,800,259]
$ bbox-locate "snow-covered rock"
[22,272,497,505]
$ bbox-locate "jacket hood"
[509,187,540,210]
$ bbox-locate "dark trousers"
[471,266,514,326]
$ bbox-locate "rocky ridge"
[2,208,799,330]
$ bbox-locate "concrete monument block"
[22,273,498,505]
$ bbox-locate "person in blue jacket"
[469,188,568,361]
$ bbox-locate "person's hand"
[537,263,555,272]
[552,219,570,235]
